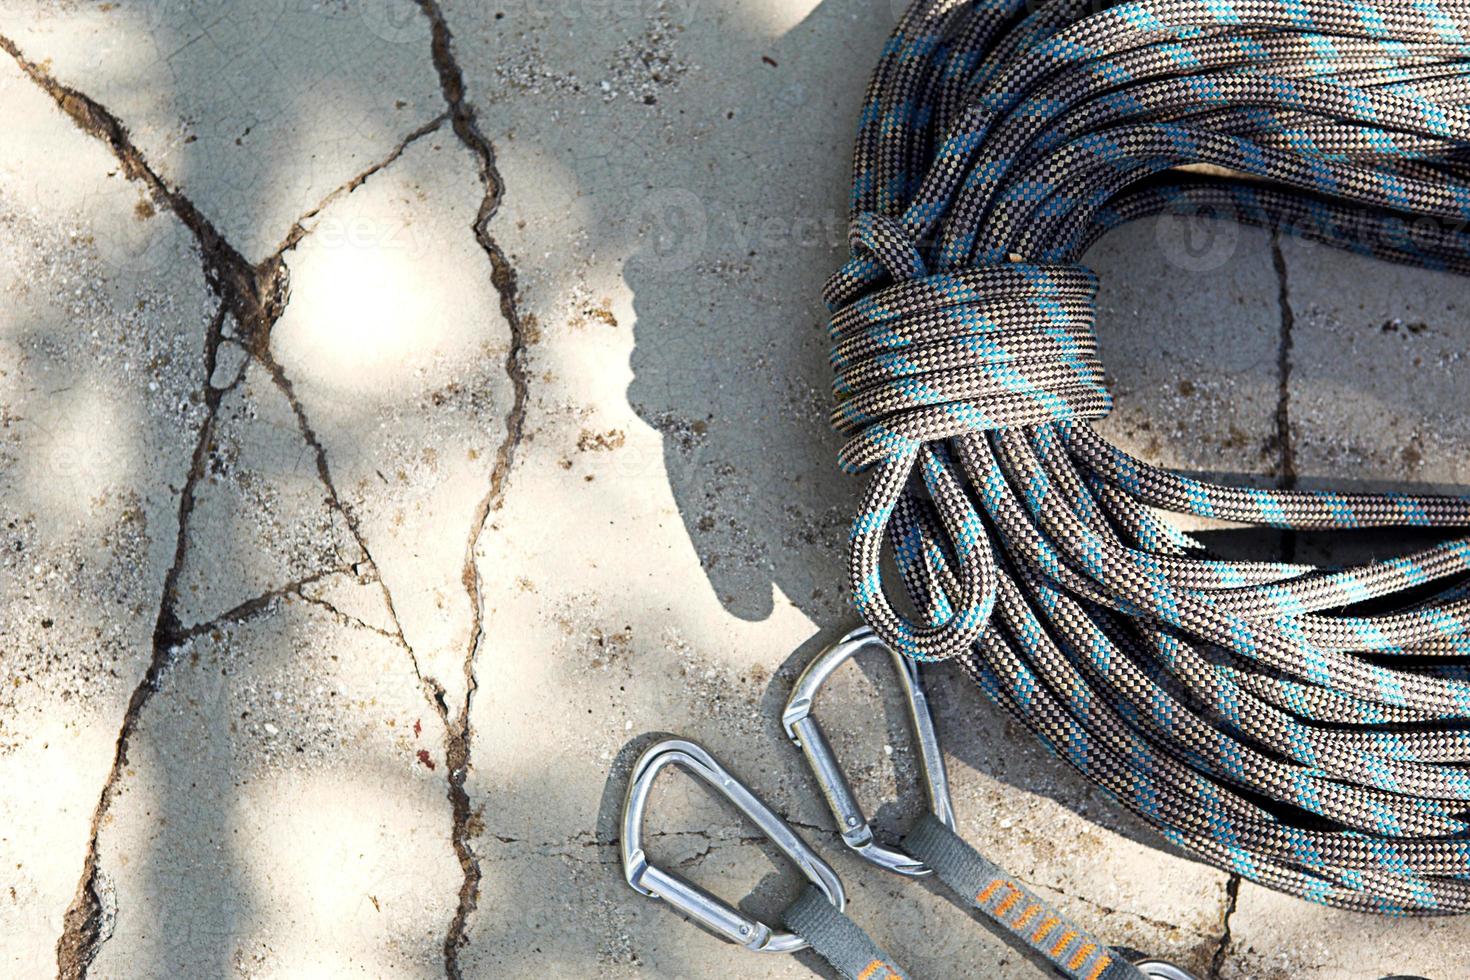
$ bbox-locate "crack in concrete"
[9,12,522,976]
[0,35,465,976]
[1194,233,1296,980]
[172,566,353,643]
[246,350,465,760]
[0,35,286,355]
[1034,879,1213,943]
[7,51,301,956]
[52,301,234,979]
[0,34,298,967]
[234,110,506,965]
[1209,874,1241,979]
[211,339,253,393]
[1270,230,1298,562]
[252,356,390,619]
[273,111,449,259]
[1194,233,1298,980]
[1191,232,1297,980]
[413,1,532,976]
[483,822,848,867]
[295,588,403,641]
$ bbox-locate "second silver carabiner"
[781,626,956,876]
[621,737,845,953]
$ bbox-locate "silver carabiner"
[1135,961,1203,980]
[781,625,957,876]
[621,738,845,953]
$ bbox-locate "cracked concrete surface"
[0,51,216,977]
[0,0,445,262]
[170,359,362,630]
[87,595,461,979]
[0,1,1467,979]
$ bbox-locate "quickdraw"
[622,629,1199,979]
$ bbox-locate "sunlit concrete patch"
[1282,241,1470,493]
[0,56,214,976]
[448,0,1229,973]
[270,132,512,720]
[172,359,363,628]
[0,0,443,261]
[87,592,457,979]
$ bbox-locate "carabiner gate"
[781,626,956,876]
[621,738,845,953]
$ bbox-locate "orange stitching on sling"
[1069,941,1097,970]
[1050,929,1078,957]
[976,879,1004,904]
[1031,915,1060,943]
[857,959,902,980]
[994,887,1023,916]
[1085,955,1112,980]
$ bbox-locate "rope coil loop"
[832,219,1113,659]
[828,0,1470,915]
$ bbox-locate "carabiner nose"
[1134,961,1203,980]
[621,738,845,953]
[781,626,956,877]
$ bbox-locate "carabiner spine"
[787,713,870,846]
[891,653,957,828]
[782,627,960,877]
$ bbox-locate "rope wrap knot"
[830,244,1112,474]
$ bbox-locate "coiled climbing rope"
[832,0,1470,915]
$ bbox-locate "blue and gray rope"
[833,0,1470,915]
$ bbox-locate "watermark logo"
[629,187,707,274]
[358,0,426,45]
[1155,208,1240,274]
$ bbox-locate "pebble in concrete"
[0,54,215,977]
